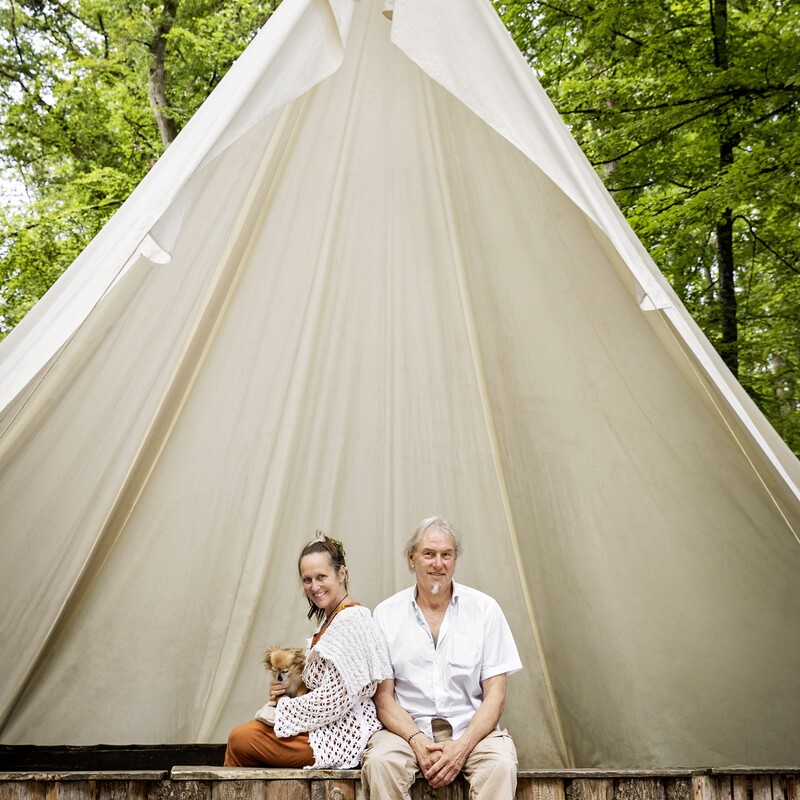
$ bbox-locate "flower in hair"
[330,537,346,558]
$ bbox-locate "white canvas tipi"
[1,0,799,768]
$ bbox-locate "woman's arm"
[273,657,355,737]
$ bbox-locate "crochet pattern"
[273,605,392,768]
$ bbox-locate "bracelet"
[407,730,424,744]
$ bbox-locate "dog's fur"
[263,646,308,706]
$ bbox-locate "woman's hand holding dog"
[269,678,288,704]
[255,679,288,726]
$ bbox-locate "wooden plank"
[517,777,566,800]
[167,780,211,800]
[694,775,717,800]
[754,776,773,800]
[0,779,47,800]
[211,780,267,800]
[731,777,746,800]
[0,773,167,782]
[615,777,666,800]
[145,781,173,800]
[521,773,695,780]
[97,780,146,800]
[447,778,468,800]
[64,775,167,782]
[7,771,800,800]
[52,780,97,800]
[704,777,730,800]
[0,783,20,800]
[666,778,692,800]
[409,776,469,799]
[171,771,360,783]
[310,779,356,800]
[409,778,438,799]
[264,781,310,800]
[28,783,50,800]
[568,778,614,800]
[709,770,800,776]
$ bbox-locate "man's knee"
[360,739,386,780]
[361,731,417,799]
[362,730,409,776]
[484,748,517,779]
[465,731,518,798]
[475,730,517,763]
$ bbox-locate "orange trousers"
[224,719,314,767]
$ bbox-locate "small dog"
[263,646,308,706]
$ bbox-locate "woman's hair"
[298,531,349,621]
[403,516,462,568]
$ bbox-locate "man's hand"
[420,674,508,787]
[423,737,471,788]
[374,678,445,772]
[408,734,444,776]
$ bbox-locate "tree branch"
[565,84,796,115]
[733,215,800,276]
[8,0,31,94]
[591,99,735,165]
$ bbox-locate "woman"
[225,534,392,768]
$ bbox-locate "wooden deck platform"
[1,765,798,800]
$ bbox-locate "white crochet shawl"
[273,605,392,768]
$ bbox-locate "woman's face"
[299,552,347,616]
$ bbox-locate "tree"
[495,0,800,455]
[0,0,278,333]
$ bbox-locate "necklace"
[312,595,357,648]
[326,593,350,619]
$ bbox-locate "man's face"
[409,526,457,595]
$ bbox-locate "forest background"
[1,0,798,455]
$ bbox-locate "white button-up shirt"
[373,581,522,740]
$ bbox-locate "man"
[362,516,522,799]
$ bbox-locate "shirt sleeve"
[272,657,355,738]
[480,597,523,681]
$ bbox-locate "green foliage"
[495,0,800,456]
[0,0,277,332]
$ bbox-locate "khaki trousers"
[361,722,518,800]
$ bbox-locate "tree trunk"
[148,0,179,148]
[711,0,738,376]
[716,203,737,375]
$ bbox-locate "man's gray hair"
[404,516,463,562]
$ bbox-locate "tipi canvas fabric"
[0,0,799,768]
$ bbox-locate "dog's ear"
[291,649,305,669]
[263,645,279,670]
